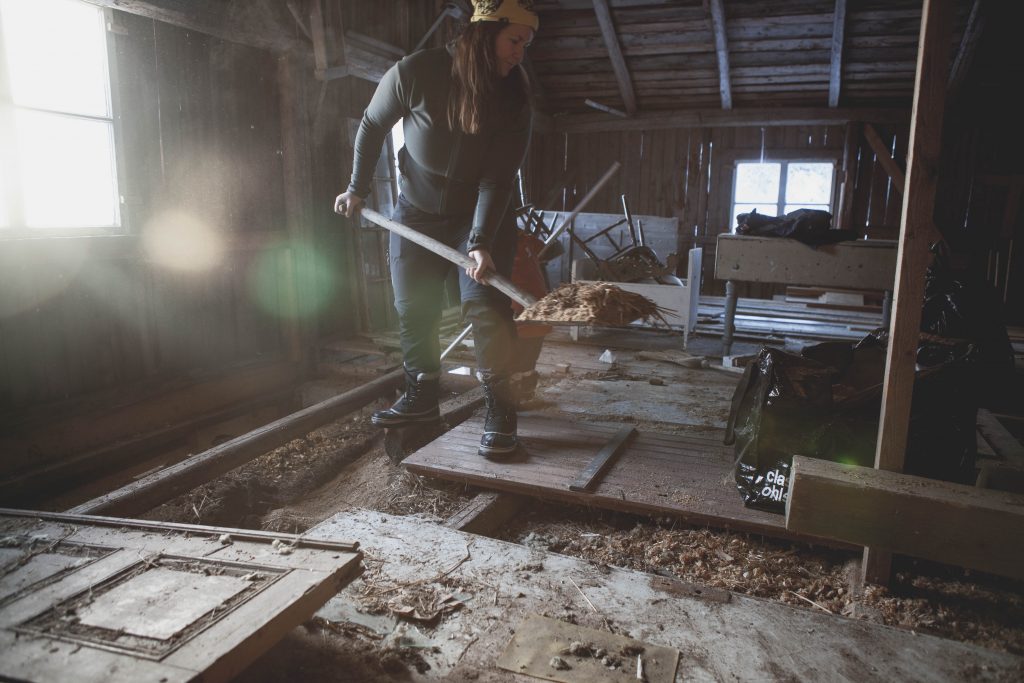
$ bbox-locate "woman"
[334,0,537,458]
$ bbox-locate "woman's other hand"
[466,249,496,284]
[334,192,364,218]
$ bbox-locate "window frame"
[0,1,127,239]
[729,156,839,232]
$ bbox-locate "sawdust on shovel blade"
[517,282,674,327]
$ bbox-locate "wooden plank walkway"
[405,413,823,541]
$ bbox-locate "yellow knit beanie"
[470,0,539,31]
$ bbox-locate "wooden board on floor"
[404,413,813,540]
[786,456,1024,580]
[0,509,362,683]
[300,509,1023,682]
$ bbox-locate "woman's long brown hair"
[449,21,530,135]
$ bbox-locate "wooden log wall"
[525,121,907,298]
[1,13,294,417]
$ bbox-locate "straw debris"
[517,282,673,327]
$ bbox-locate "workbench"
[714,234,898,354]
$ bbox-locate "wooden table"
[714,234,898,354]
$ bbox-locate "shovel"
[359,204,669,329]
[360,208,537,308]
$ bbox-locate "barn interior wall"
[0,1,439,469]
[0,13,297,421]
[525,122,906,298]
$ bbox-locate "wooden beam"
[0,386,294,508]
[569,426,637,493]
[445,491,528,535]
[310,0,329,73]
[707,0,733,109]
[866,0,954,585]
[863,123,906,194]
[591,0,637,115]
[828,0,848,107]
[278,53,317,366]
[948,0,985,97]
[285,1,313,42]
[0,361,298,476]
[976,409,1024,466]
[80,0,395,84]
[836,121,860,229]
[555,107,908,133]
[524,55,550,114]
[78,0,305,53]
[787,456,1024,581]
[67,369,407,517]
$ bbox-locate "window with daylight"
[0,0,120,233]
[731,161,835,230]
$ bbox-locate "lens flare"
[248,239,336,320]
[142,211,224,271]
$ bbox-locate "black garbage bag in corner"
[728,331,1001,514]
[726,347,876,513]
[907,243,1015,481]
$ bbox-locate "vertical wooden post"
[863,0,954,585]
[277,54,317,371]
[836,121,860,231]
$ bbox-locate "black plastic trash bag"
[726,346,878,513]
[735,208,857,246]
[726,243,1013,514]
[726,330,993,513]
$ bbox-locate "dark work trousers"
[389,194,518,379]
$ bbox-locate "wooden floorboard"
[300,510,1023,682]
[406,413,833,541]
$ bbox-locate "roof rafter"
[706,0,733,110]
[948,0,985,97]
[829,0,848,107]
[591,0,637,115]
[81,0,398,83]
[553,106,908,134]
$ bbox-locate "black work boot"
[479,378,519,458]
[371,367,441,428]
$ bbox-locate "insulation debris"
[517,282,673,327]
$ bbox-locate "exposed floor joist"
[67,369,407,517]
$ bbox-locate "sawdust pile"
[517,282,673,326]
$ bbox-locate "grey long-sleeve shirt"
[346,46,532,252]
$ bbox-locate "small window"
[0,0,120,233]
[732,161,834,229]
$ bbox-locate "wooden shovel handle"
[360,208,537,308]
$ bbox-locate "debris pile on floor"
[517,282,673,326]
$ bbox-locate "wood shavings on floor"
[518,282,673,327]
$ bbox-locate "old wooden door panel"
[0,509,362,683]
